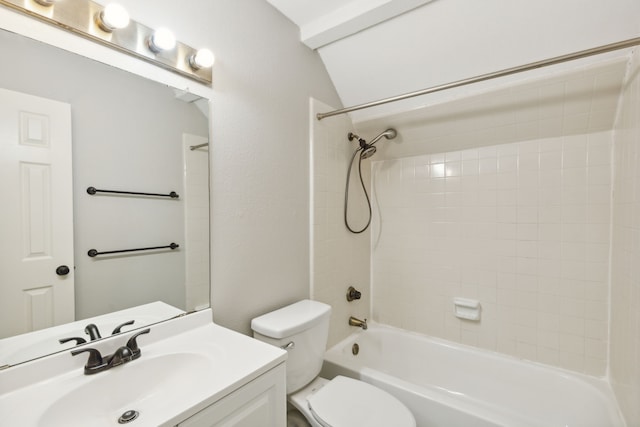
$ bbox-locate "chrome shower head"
[368,128,397,146]
[360,145,377,159]
[347,128,397,160]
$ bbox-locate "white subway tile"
[479,157,498,174]
[563,149,588,168]
[498,154,518,173]
[587,165,611,186]
[588,185,612,204]
[517,206,538,223]
[462,159,479,176]
[560,315,585,335]
[431,163,445,178]
[538,241,562,260]
[517,188,539,206]
[559,333,586,355]
[539,169,563,189]
[370,129,615,377]
[540,150,562,170]
[538,258,561,278]
[445,161,462,177]
[518,171,539,189]
[562,205,587,224]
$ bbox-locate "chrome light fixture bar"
[0,0,213,85]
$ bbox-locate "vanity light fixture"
[148,27,176,53]
[189,48,215,70]
[95,3,130,32]
[0,0,213,85]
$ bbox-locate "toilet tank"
[251,300,331,393]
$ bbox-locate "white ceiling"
[264,0,432,49]
[266,0,640,123]
[264,0,355,27]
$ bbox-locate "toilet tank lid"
[251,300,331,339]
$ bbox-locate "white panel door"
[0,88,74,339]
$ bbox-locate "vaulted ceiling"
[266,0,640,123]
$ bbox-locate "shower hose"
[344,147,372,234]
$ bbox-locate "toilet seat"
[307,376,415,427]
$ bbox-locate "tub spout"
[349,316,367,330]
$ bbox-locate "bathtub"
[321,323,625,427]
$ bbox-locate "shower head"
[347,128,397,160]
[360,145,377,159]
[368,128,397,146]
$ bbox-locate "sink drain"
[118,410,139,424]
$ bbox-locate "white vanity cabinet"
[176,363,286,427]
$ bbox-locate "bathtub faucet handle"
[349,316,368,330]
[346,286,362,301]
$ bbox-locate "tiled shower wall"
[610,48,640,425]
[371,132,613,376]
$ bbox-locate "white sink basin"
[0,310,287,427]
[40,353,213,426]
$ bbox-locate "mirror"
[0,28,210,367]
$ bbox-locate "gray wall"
[204,1,343,333]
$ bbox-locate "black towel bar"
[88,243,179,257]
[87,186,179,198]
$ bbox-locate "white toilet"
[251,299,416,427]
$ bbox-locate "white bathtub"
[321,323,625,427]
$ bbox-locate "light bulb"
[189,48,215,70]
[149,28,176,52]
[97,4,130,32]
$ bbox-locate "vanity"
[0,310,287,426]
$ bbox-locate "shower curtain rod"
[316,36,640,121]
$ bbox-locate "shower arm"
[316,36,640,120]
[367,129,397,146]
[367,133,386,147]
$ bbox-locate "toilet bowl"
[289,376,415,427]
[251,300,415,427]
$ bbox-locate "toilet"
[251,299,416,427]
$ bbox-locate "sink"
[40,353,212,427]
[0,310,287,427]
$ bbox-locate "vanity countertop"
[0,309,287,426]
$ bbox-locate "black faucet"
[71,328,150,375]
[108,346,134,367]
[84,323,102,341]
[59,336,87,346]
[125,329,149,360]
[111,320,135,335]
